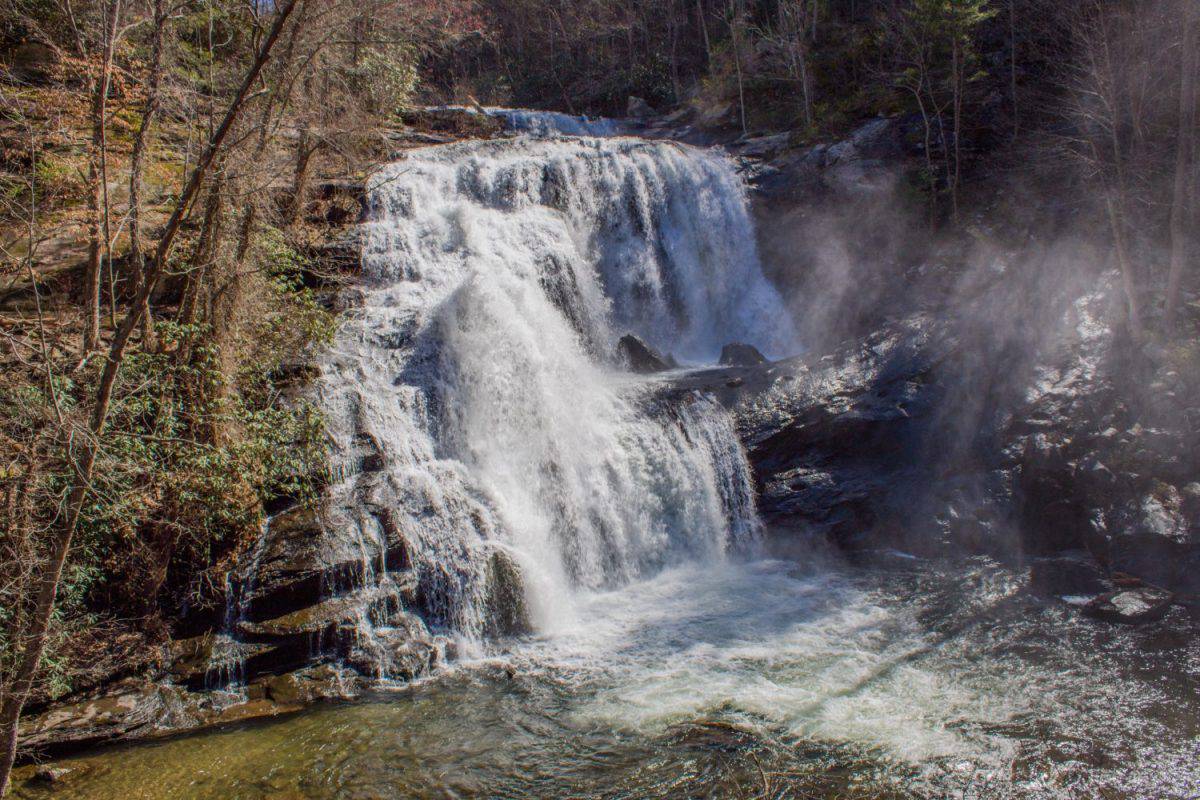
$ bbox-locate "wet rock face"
[721,293,1199,600]
[618,333,674,373]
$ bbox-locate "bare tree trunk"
[951,36,962,224]
[0,4,303,793]
[82,0,122,354]
[284,129,316,229]
[696,0,713,71]
[1009,0,1019,139]
[728,1,748,135]
[177,174,227,334]
[128,0,167,352]
[1166,4,1197,329]
[1106,192,1143,341]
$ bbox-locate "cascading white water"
[486,107,622,137]
[320,132,793,644]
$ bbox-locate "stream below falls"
[14,555,1200,798]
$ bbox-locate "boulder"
[618,334,672,373]
[719,343,767,367]
[1103,487,1199,595]
[627,96,656,118]
[734,133,792,158]
[1084,586,1174,624]
[259,665,358,706]
[8,42,58,84]
[484,549,532,637]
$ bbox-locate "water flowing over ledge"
[318,134,790,651]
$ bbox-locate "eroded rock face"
[17,681,182,754]
[713,290,1199,601]
[17,664,374,758]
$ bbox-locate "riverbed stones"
[32,765,75,783]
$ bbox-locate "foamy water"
[22,558,1199,799]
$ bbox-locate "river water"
[16,554,1199,799]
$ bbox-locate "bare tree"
[82,0,123,354]
[1166,0,1197,329]
[127,0,171,352]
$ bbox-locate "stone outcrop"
[719,343,767,367]
[694,295,1198,611]
[618,333,674,373]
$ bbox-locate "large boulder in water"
[484,549,532,637]
[618,334,672,373]
[719,343,767,367]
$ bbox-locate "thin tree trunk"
[696,0,712,70]
[0,4,303,793]
[729,2,747,135]
[128,0,167,352]
[82,0,122,354]
[951,36,962,225]
[1106,192,1143,341]
[177,174,226,334]
[285,130,316,229]
[1166,5,1197,329]
[1009,0,1019,139]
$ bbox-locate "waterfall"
[485,107,623,137]
[319,132,792,645]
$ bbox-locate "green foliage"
[353,45,420,118]
[0,226,334,698]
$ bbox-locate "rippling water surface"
[17,556,1200,799]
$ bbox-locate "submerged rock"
[32,765,75,784]
[618,334,673,373]
[1084,587,1174,624]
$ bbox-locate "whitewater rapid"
[319,133,793,647]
